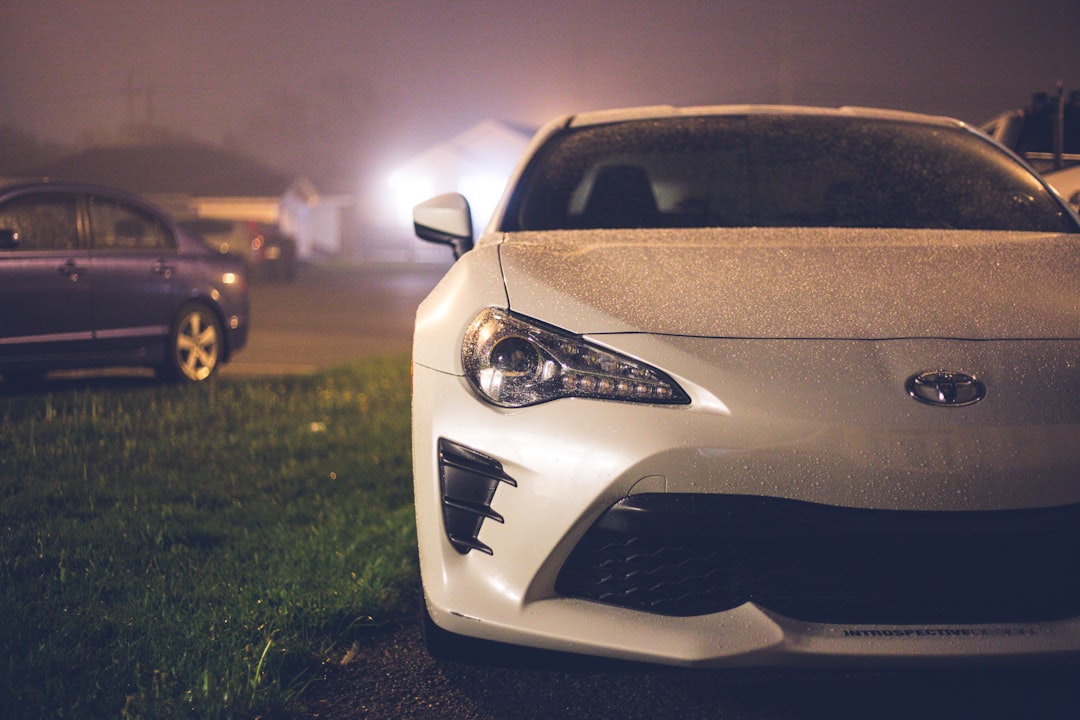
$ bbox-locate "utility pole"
[1054,81,1065,171]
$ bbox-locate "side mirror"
[413,193,474,259]
[0,229,19,250]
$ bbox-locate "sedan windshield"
[503,115,1077,233]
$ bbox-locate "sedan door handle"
[57,258,86,282]
[152,259,174,278]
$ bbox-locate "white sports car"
[410,105,1080,667]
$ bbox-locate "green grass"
[0,357,418,719]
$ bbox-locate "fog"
[1,0,1077,200]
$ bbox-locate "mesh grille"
[555,494,1080,623]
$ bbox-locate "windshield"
[502,115,1077,233]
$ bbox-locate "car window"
[0,193,80,251]
[89,197,175,251]
[505,116,1077,233]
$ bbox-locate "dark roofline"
[20,142,299,198]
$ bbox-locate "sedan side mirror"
[413,193,474,259]
[0,229,20,250]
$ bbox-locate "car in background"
[179,217,297,281]
[1046,163,1080,212]
[981,91,1080,174]
[982,88,1080,211]
[0,182,249,384]
[411,105,1080,668]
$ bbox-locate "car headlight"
[462,308,690,408]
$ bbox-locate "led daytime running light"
[462,308,690,408]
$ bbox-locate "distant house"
[365,119,533,262]
[14,143,350,259]
[387,119,533,232]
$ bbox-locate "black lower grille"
[555,494,1080,623]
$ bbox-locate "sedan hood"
[497,228,1080,339]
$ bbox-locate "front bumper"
[412,361,1080,667]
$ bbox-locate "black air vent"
[557,494,1080,623]
[437,439,517,555]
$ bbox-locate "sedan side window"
[89,198,175,251]
[0,195,80,251]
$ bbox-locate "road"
[300,617,1080,720]
[221,260,452,377]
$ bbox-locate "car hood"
[497,228,1080,339]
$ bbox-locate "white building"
[362,120,533,262]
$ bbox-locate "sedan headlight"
[462,308,690,408]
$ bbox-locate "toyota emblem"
[906,371,986,407]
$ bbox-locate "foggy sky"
[1,0,1077,192]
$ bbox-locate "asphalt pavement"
[299,616,1080,720]
[221,259,451,378]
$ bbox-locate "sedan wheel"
[162,304,223,382]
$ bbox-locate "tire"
[160,303,224,382]
[282,257,297,282]
[419,594,480,663]
[419,587,569,668]
[1,368,45,387]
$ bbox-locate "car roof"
[0,180,173,218]
[1,180,148,202]
[559,104,968,131]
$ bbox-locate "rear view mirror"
[413,193,474,259]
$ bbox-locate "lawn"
[0,357,418,719]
